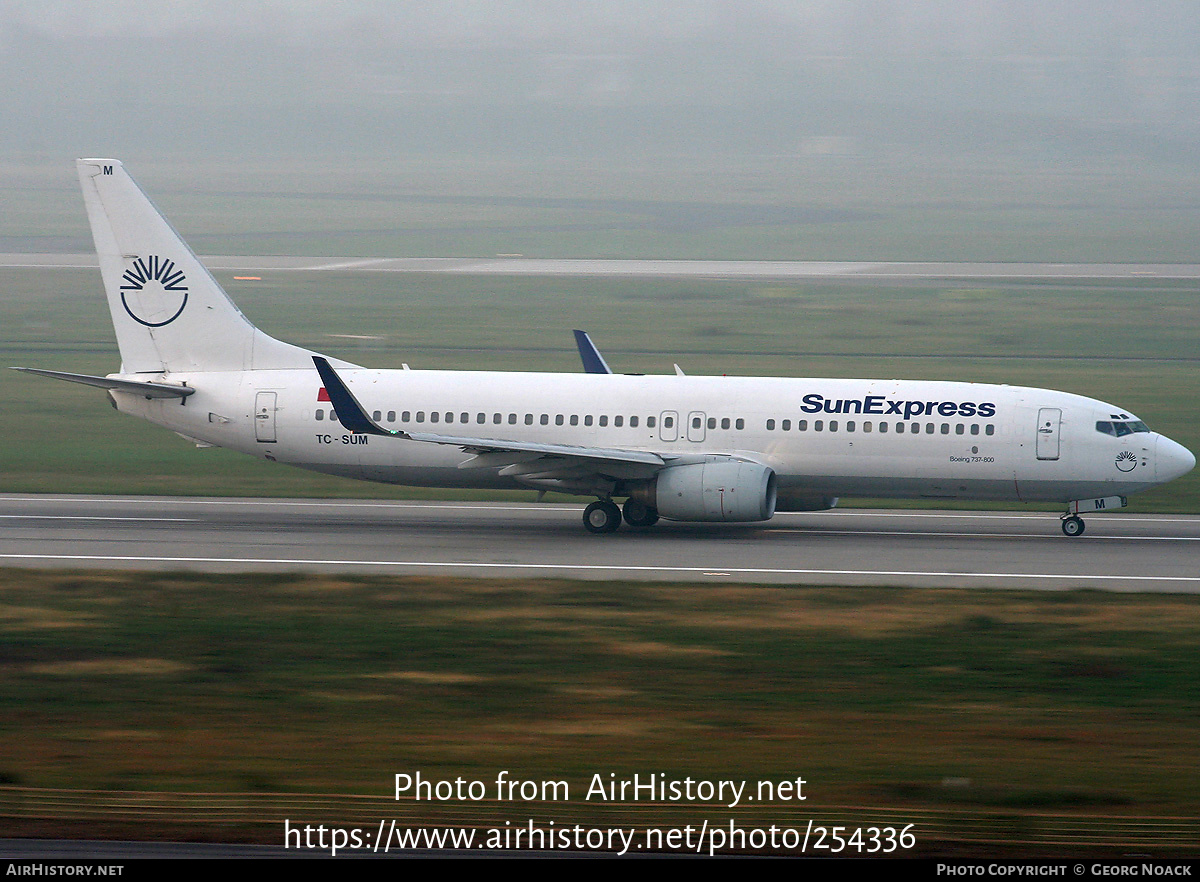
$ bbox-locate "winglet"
[572,329,613,374]
[312,356,397,436]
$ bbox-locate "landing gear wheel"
[622,499,660,528]
[1061,515,1085,537]
[583,500,622,534]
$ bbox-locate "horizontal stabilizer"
[12,367,195,399]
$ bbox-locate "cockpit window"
[1097,420,1150,437]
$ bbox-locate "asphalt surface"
[1,495,1197,590]
[5,254,1200,280]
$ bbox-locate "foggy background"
[4,0,1199,163]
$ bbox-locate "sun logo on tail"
[119,255,189,327]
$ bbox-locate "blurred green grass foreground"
[1,570,1199,853]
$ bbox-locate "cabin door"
[1036,407,1061,460]
[255,391,278,443]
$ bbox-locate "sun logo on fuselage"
[1115,450,1137,472]
[119,255,188,327]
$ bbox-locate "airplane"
[15,159,1195,536]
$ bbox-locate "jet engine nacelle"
[653,460,777,522]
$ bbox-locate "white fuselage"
[111,368,1188,507]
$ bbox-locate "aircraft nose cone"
[1156,435,1196,483]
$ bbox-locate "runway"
[4,254,1200,280]
[2,495,1197,591]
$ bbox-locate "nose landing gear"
[1060,515,1086,537]
[1060,495,1126,537]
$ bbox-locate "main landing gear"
[622,498,660,528]
[582,499,660,533]
[1060,515,1086,537]
[583,500,621,534]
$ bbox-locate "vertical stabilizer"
[77,159,311,373]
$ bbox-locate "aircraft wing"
[313,357,666,477]
[12,367,196,399]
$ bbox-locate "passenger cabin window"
[647,416,656,428]
[766,419,775,430]
[599,415,608,427]
[388,411,396,422]
[735,418,744,430]
[781,419,790,431]
[315,409,324,421]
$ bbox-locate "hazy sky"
[3,1,1198,161]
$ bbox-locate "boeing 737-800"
[16,160,1195,535]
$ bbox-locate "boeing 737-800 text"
[16,160,1195,535]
